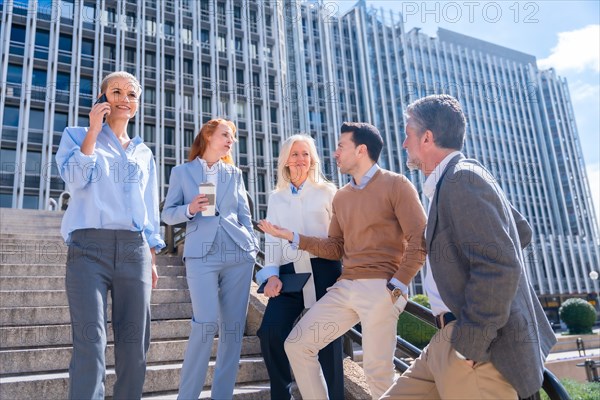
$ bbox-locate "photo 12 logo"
[400,1,540,24]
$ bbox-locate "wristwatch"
[387,282,404,298]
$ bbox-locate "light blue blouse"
[56,124,165,251]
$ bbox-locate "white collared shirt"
[198,157,220,187]
[185,158,221,218]
[423,151,461,316]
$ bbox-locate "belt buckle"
[436,313,449,329]
[435,314,443,329]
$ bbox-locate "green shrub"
[397,294,438,349]
[540,378,600,400]
[559,298,597,334]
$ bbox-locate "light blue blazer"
[161,160,258,260]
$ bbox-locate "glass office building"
[1,0,598,304]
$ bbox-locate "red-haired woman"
[162,119,258,399]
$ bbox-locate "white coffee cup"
[198,182,216,216]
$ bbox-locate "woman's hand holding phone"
[89,93,110,135]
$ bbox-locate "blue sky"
[336,0,600,223]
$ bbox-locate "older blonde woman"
[256,134,344,399]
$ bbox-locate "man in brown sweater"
[259,122,426,399]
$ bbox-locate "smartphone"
[95,93,109,122]
[95,93,108,104]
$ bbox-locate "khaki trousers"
[285,279,400,399]
[381,322,518,399]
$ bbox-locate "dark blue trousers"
[258,258,344,400]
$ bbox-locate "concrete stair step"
[0,208,64,217]
[1,319,194,348]
[0,357,268,399]
[0,252,67,265]
[142,381,271,399]
[0,276,188,290]
[0,228,62,235]
[0,255,183,265]
[0,221,62,233]
[1,303,193,326]
[0,232,63,239]
[1,336,261,375]
[0,264,186,277]
[0,212,63,224]
[0,241,67,253]
[0,288,190,307]
[0,219,61,223]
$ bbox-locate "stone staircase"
[0,208,271,399]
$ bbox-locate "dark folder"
[257,272,311,294]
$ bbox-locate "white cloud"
[586,163,600,230]
[568,80,600,103]
[538,25,600,73]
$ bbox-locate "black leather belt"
[435,312,456,329]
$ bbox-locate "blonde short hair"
[100,71,142,95]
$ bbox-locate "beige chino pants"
[285,278,400,399]
[381,322,518,399]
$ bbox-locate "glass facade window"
[125,47,136,64]
[238,136,247,154]
[202,97,211,113]
[145,18,156,37]
[145,88,156,105]
[7,64,22,84]
[81,39,94,56]
[10,24,26,42]
[201,30,209,44]
[56,72,70,91]
[25,151,42,175]
[34,29,50,59]
[165,91,175,108]
[164,127,174,145]
[54,113,68,132]
[60,0,75,20]
[3,106,20,128]
[182,27,193,45]
[144,125,156,142]
[219,66,228,81]
[146,52,156,66]
[0,149,17,172]
[79,77,93,95]
[59,33,72,52]
[201,63,211,78]
[29,109,45,130]
[23,195,39,209]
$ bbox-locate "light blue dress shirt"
[56,124,165,251]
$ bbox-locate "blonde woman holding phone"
[162,119,258,399]
[56,71,164,399]
[256,134,344,400]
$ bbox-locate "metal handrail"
[160,209,570,400]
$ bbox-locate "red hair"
[188,119,236,165]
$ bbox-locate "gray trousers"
[177,229,255,400]
[66,229,152,400]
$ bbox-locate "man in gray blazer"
[382,95,556,399]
